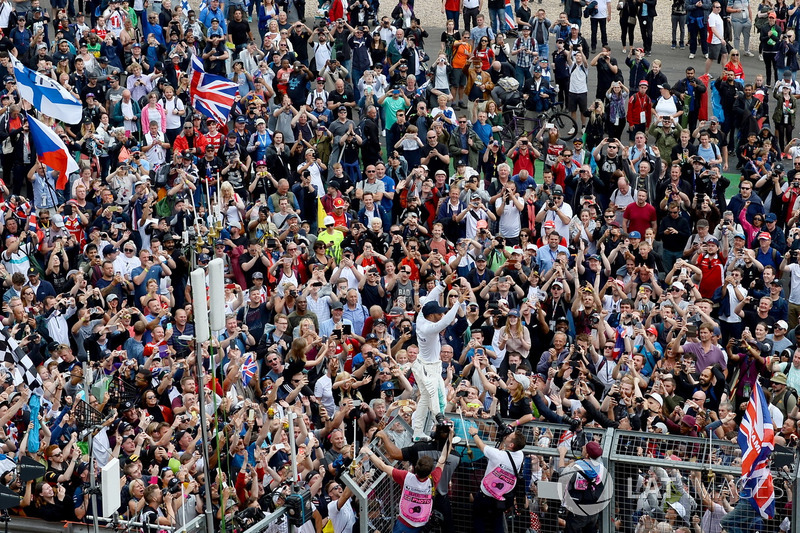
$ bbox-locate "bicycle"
[498,102,578,152]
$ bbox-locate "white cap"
[645,392,663,407]
[512,373,531,390]
[672,281,685,292]
[323,215,335,226]
[669,502,688,523]
[777,320,789,330]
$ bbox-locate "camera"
[492,413,516,440]
[547,200,555,208]
[590,313,600,326]
[456,390,469,398]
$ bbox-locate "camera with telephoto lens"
[492,413,516,440]
[547,199,555,208]
[590,313,600,326]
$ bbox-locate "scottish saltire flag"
[738,381,775,519]
[27,114,80,179]
[504,0,516,31]
[190,55,238,124]
[242,353,257,385]
[10,57,83,124]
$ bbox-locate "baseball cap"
[323,216,335,226]
[765,213,777,222]
[422,300,448,316]
[758,231,772,240]
[629,231,641,239]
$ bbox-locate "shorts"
[568,91,588,114]
[708,42,724,61]
[451,68,467,87]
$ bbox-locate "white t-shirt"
[569,63,588,94]
[593,0,610,18]
[708,12,724,44]
[480,446,524,499]
[495,198,522,238]
[161,97,185,131]
[788,263,800,304]
[541,202,573,241]
[723,283,747,322]
[327,499,356,533]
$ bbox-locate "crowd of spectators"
[0,0,798,531]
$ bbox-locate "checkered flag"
[107,373,138,409]
[73,399,104,432]
[0,328,42,391]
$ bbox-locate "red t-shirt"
[623,202,656,236]
[391,467,443,487]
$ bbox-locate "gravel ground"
[380,0,751,52]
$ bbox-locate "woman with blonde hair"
[497,308,531,357]
[584,99,606,151]
[477,367,533,426]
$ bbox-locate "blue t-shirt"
[130,264,164,305]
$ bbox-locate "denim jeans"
[488,7,505,34]
[445,9,460,30]
[719,499,763,533]
[537,42,549,59]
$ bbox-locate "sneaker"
[567,127,576,137]
[689,53,695,59]
[744,50,754,57]
[680,44,685,49]
[622,47,627,53]
[704,53,708,59]
[671,45,676,50]
[381,130,385,137]
[760,53,764,61]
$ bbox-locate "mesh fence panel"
[343,413,799,533]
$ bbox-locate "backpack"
[567,461,604,505]
[498,76,520,92]
[584,1,598,18]
[780,386,798,414]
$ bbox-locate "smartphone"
[342,324,352,335]
[351,400,362,408]
[248,409,255,422]
[686,325,698,337]
[397,400,409,407]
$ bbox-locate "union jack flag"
[242,352,258,386]
[504,0,516,31]
[738,381,775,519]
[190,55,238,125]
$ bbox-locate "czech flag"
[505,0,516,31]
[738,381,775,519]
[26,114,79,188]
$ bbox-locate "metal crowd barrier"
[341,413,799,533]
